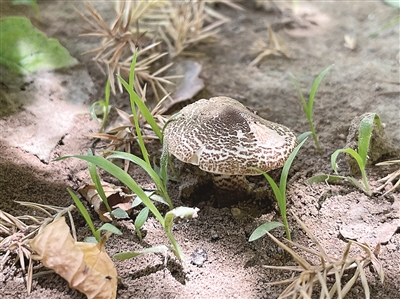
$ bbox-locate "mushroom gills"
[211,173,251,193]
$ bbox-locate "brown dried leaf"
[249,24,289,66]
[30,217,117,299]
[79,183,133,222]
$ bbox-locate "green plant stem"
[165,229,184,263]
[360,168,371,196]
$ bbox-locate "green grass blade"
[89,101,102,124]
[308,174,347,184]
[67,188,100,242]
[345,176,370,194]
[308,65,333,114]
[291,76,308,114]
[297,131,311,144]
[88,152,112,215]
[280,134,310,197]
[261,172,282,204]
[118,50,162,140]
[358,113,380,166]
[58,155,165,226]
[118,75,151,165]
[160,139,169,186]
[331,148,364,173]
[248,222,284,242]
[106,151,172,208]
[100,78,111,132]
[330,148,371,195]
[114,245,169,260]
[260,172,291,239]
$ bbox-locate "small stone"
[190,248,208,266]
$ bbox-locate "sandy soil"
[1,1,399,299]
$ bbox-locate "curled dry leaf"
[30,217,117,299]
[79,183,133,222]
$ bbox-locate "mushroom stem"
[211,174,251,193]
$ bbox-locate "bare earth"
[1,1,400,299]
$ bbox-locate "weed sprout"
[291,65,333,154]
[249,132,310,241]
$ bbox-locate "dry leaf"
[249,24,289,66]
[344,34,357,50]
[30,217,117,299]
[79,183,133,222]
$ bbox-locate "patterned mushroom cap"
[163,96,298,175]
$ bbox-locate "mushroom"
[163,96,298,193]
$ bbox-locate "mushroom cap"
[163,96,298,175]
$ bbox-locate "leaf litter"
[30,217,117,299]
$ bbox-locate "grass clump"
[263,213,384,299]
[291,65,333,154]
[58,52,197,264]
[249,132,310,241]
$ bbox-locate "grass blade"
[331,148,363,173]
[248,222,283,242]
[280,134,310,197]
[58,155,165,226]
[358,113,380,166]
[88,151,113,215]
[308,65,334,114]
[114,245,169,260]
[106,151,172,208]
[67,188,100,242]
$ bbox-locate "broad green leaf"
[149,193,169,206]
[0,17,77,74]
[248,222,284,242]
[131,196,142,208]
[114,245,169,260]
[358,113,380,166]
[135,207,149,240]
[112,207,130,219]
[98,223,122,235]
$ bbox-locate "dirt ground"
[1,1,400,298]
